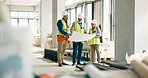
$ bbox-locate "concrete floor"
[32,47,84,77]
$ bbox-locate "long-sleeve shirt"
[57,18,68,35]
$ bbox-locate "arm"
[84,23,87,34]
[96,26,101,36]
[70,22,75,33]
[57,20,68,35]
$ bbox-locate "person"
[70,13,87,65]
[89,19,101,63]
[57,11,72,67]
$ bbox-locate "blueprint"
[68,31,96,42]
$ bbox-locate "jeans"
[73,42,83,64]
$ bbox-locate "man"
[89,19,101,63]
[57,11,71,67]
[70,13,87,65]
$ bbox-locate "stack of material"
[44,34,52,49]
[33,34,41,47]
[83,41,91,51]
[100,41,114,61]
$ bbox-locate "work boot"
[62,62,69,65]
[58,63,62,67]
[72,63,76,66]
[77,63,82,65]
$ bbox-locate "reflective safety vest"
[90,26,100,45]
[74,21,84,33]
[57,19,69,35]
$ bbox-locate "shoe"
[77,63,82,65]
[58,63,62,67]
[62,62,69,65]
[72,63,76,66]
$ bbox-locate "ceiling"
[2,0,40,6]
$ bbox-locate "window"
[19,19,28,27]
[11,19,18,27]
[11,12,18,17]
[18,12,28,18]
[87,4,92,31]
[71,9,75,25]
[29,20,35,34]
[29,12,35,18]
[10,11,39,34]
[77,7,81,16]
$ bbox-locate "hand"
[96,33,100,36]
[67,33,72,36]
[84,41,87,42]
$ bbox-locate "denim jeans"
[72,42,83,64]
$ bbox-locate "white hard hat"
[91,19,97,24]
[62,11,68,16]
[78,13,83,18]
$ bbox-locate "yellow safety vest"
[57,19,69,35]
[74,21,84,33]
[90,26,100,45]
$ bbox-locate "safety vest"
[74,21,84,33]
[57,19,69,35]
[90,26,100,45]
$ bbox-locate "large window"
[87,4,92,31]
[71,9,75,25]
[77,7,81,16]
[10,11,38,34]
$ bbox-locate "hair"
[0,1,10,25]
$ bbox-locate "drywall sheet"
[68,31,96,42]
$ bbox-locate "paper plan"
[68,31,96,42]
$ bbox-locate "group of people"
[57,11,101,67]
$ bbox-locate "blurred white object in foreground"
[0,25,32,78]
[126,50,148,64]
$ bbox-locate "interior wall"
[135,0,148,53]
[40,0,52,47]
[115,0,135,62]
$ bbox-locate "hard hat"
[91,19,97,24]
[62,11,68,16]
[78,13,83,18]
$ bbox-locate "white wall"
[135,0,148,53]
[40,0,52,47]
